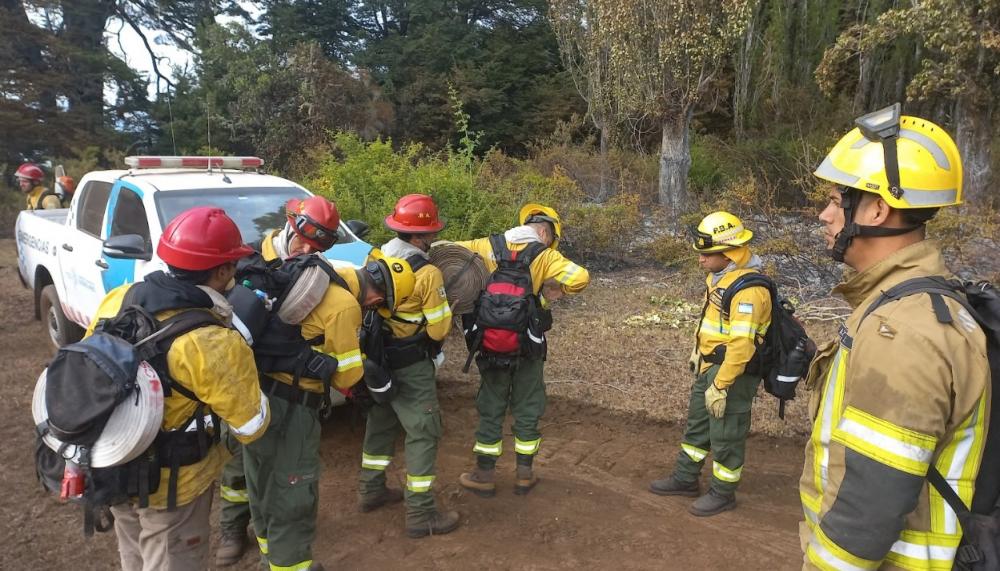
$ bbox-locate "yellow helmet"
[363,252,416,314]
[814,103,962,209]
[690,211,753,252]
[519,203,562,250]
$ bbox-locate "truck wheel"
[40,285,84,348]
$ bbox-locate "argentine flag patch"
[737,302,754,314]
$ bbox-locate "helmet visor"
[293,213,338,249]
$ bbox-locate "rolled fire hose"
[33,364,165,468]
[429,241,490,316]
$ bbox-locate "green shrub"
[563,193,641,260]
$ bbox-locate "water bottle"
[60,461,85,501]
[775,338,810,398]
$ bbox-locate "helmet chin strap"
[830,186,922,263]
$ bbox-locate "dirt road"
[0,240,807,570]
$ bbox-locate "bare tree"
[551,0,756,215]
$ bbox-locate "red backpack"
[463,235,548,370]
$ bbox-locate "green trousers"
[244,395,321,570]
[472,357,545,466]
[219,426,251,534]
[673,364,760,494]
[359,358,442,524]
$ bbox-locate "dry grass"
[436,266,840,438]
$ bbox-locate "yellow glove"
[705,383,728,418]
[688,347,701,374]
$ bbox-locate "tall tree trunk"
[733,3,758,140]
[598,124,610,201]
[658,109,692,217]
[954,96,994,206]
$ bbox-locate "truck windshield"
[155,187,356,244]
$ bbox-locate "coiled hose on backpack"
[429,241,489,316]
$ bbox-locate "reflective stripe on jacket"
[86,284,270,508]
[696,266,772,389]
[271,267,365,393]
[799,240,990,571]
[387,262,453,341]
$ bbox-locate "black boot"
[648,475,700,497]
[689,488,736,516]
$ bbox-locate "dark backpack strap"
[35,188,59,209]
[719,272,775,320]
[927,466,971,518]
[860,276,970,326]
[406,253,429,273]
[149,310,224,402]
[489,234,511,263]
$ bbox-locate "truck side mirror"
[346,219,370,240]
[103,234,152,261]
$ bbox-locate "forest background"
[3,0,999,299]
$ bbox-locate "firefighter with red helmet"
[16,163,61,210]
[254,196,342,260]
[215,195,342,567]
[88,207,269,570]
[357,194,460,538]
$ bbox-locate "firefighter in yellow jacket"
[800,104,990,570]
[649,211,771,516]
[244,253,415,571]
[16,163,62,210]
[358,194,461,538]
[457,204,590,497]
[215,196,342,567]
[88,207,270,571]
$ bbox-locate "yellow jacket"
[696,248,772,389]
[270,266,365,393]
[260,229,282,262]
[799,241,990,571]
[380,239,453,341]
[454,231,590,300]
[86,284,270,508]
[26,185,62,210]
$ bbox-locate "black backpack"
[714,273,816,419]
[37,286,221,535]
[231,253,350,411]
[860,277,1000,571]
[463,235,550,371]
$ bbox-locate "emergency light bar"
[124,156,264,169]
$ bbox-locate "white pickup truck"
[17,156,372,349]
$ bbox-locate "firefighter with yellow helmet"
[243,251,415,571]
[457,204,590,497]
[649,211,771,516]
[800,104,990,569]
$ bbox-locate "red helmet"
[15,163,44,182]
[286,196,341,251]
[157,206,254,270]
[56,176,76,196]
[384,194,445,233]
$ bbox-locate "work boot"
[406,510,461,539]
[648,475,700,497]
[514,464,539,495]
[307,563,326,571]
[215,528,249,567]
[459,468,496,498]
[689,488,736,517]
[359,486,404,513]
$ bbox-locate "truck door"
[57,180,112,326]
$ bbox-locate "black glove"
[349,382,375,411]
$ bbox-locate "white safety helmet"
[32,363,164,468]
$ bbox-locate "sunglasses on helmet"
[292,213,338,249]
[688,226,717,250]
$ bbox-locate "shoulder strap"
[406,253,429,273]
[147,309,223,402]
[36,189,58,208]
[720,272,775,317]
[489,234,511,263]
[860,276,968,327]
[311,257,350,291]
[517,241,547,268]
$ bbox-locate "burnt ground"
[0,239,809,570]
